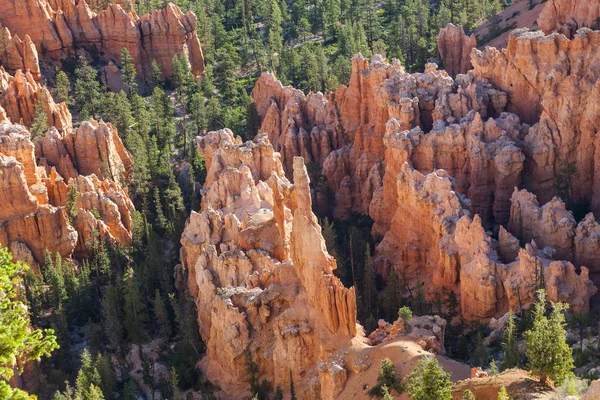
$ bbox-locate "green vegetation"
[368,358,403,397]
[406,356,453,400]
[524,290,574,385]
[0,247,58,399]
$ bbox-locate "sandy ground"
[337,335,470,400]
[473,0,547,48]
[453,369,561,400]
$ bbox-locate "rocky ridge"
[180,129,356,398]
[0,0,204,83]
[0,118,133,265]
[0,67,71,132]
[250,0,600,322]
[0,26,41,81]
[437,24,476,77]
[180,129,463,399]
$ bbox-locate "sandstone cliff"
[0,0,204,83]
[376,163,596,320]
[0,27,40,81]
[0,119,133,264]
[0,67,71,132]
[251,47,599,321]
[472,28,600,212]
[437,24,476,77]
[180,130,357,398]
[538,0,600,35]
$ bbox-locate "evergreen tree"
[363,243,377,316]
[96,352,117,400]
[55,70,73,106]
[490,359,498,375]
[123,267,147,343]
[463,389,475,400]
[274,386,283,400]
[74,56,102,120]
[412,281,427,316]
[368,358,402,397]
[406,356,453,400]
[501,310,521,370]
[524,290,574,385]
[66,183,79,224]
[189,92,207,136]
[0,247,58,399]
[30,92,49,139]
[497,386,509,400]
[382,271,401,322]
[153,289,172,338]
[120,47,138,98]
[289,369,296,400]
[104,90,134,140]
[472,331,489,367]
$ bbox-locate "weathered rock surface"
[376,163,596,320]
[0,27,40,80]
[437,24,476,77]
[472,28,600,213]
[0,120,133,263]
[0,0,204,82]
[538,0,600,35]
[180,130,357,399]
[37,120,133,184]
[508,188,600,287]
[0,67,71,131]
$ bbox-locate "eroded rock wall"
[0,120,133,263]
[180,130,357,399]
[437,23,476,77]
[538,0,600,35]
[0,0,204,82]
[376,163,596,320]
[0,67,71,131]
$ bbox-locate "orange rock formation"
[437,24,476,77]
[0,0,204,82]
[0,67,71,131]
[0,119,133,264]
[0,26,41,80]
[538,0,600,35]
[180,130,357,399]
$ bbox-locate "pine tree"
[490,359,498,375]
[501,310,520,370]
[289,369,296,400]
[96,352,117,400]
[30,92,49,139]
[412,281,427,316]
[104,90,134,141]
[497,386,509,400]
[463,389,475,400]
[363,243,377,316]
[472,331,489,367]
[274,386,283,400]
[169,367,183,400]
[74,56,102,120]
[73,349,102,400]
[382,271,401,322]
[524,290,574,385]
[123,267,147,343]
[153,289,172,338]
[0,247,58,399]
[368,358,402,397]
[55,70,73,106]
[120,47,137,98]
[65,183,79,224]
[189,92,207,136]
[406,356,453,400]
